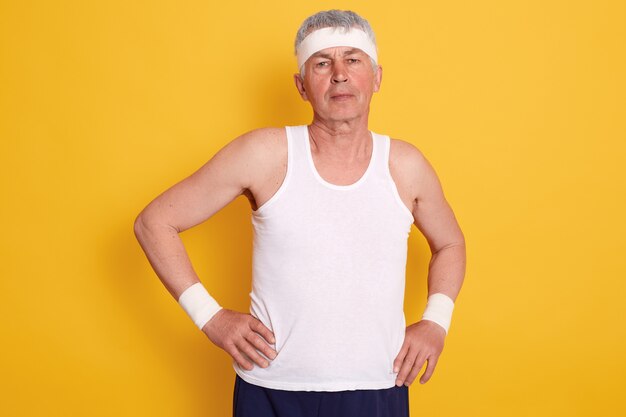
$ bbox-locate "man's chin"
[320,107,366,122]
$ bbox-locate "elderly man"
[135,9,465,417]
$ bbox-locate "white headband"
[296,27,378,69]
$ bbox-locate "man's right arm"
[133,127,283,370]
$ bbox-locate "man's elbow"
[134,209,180,243]
[456,231,466,251]
[454,234,466,256]
[133,212,149,243]
[133,208,160,241]
[432,232,466,256]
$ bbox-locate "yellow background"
[1,0,625,415]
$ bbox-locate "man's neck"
[308,115,371,161]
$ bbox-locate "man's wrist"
[421,293,455,335]
[178,282,222,330]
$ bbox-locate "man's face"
[294,46,382,123]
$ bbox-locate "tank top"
[233,125,414,391]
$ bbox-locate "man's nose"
[331,62,348,83]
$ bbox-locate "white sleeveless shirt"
[233,125,414,391]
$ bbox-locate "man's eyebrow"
[310,49,364,59]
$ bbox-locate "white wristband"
[421,293,455,334]
[178,282,222,330]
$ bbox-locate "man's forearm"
[134,215,202,300]
[426,242,466,301]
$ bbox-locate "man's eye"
[347,58,360,64]
[316,61,329,67]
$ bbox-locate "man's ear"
[294,73,309,101]
[373,65,383,93]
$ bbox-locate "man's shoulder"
[220,127,287,166]
[220,127,287,190]
[387,137,443,203]
[231,127,287,152]
[388,138,428,173]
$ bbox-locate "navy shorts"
[233,375,410,417]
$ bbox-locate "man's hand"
[202,308,277,371]
[393,320,446,386]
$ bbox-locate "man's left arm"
[393,147,466,387]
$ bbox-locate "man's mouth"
[330,94,354,100]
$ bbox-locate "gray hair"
[294,10,378,75]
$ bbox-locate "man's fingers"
[404,354,427,386]
[420,355,439,384]
[246,331,277,360]
[230,348,254,371]
[237,339,270,368]
[395,346,416,386]
[251,319,275,344]
[393,320,447,386]
[393,343,409,373]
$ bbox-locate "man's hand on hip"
[393,320,446,386]
[202,308,277,371]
